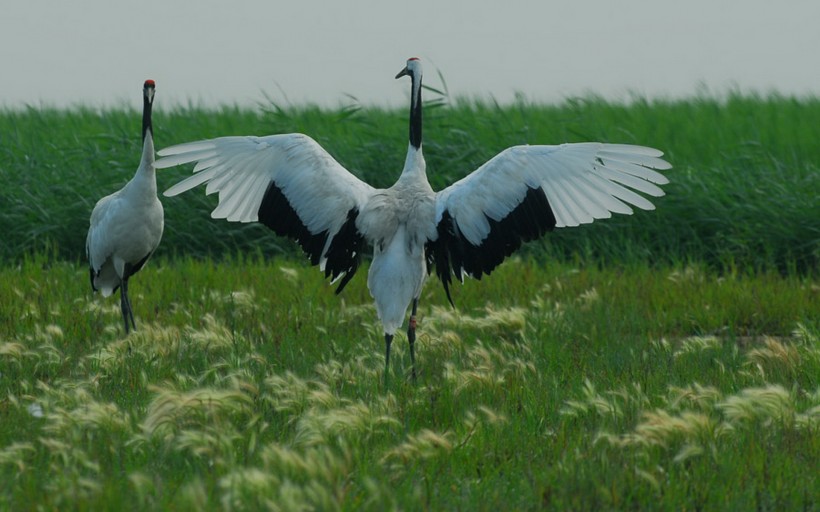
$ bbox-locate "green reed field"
[2,92,818,271]
[0,94,818,510]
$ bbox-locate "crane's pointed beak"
[395,66,409,79]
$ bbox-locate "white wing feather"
[435,143,671,245]
[157,133,376,233]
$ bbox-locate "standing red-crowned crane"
[156,59,670,383]
[87,80,164,334]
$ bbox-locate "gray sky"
[2,1,819,110]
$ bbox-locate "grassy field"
[0,255,817,510]
[0,95,818,509]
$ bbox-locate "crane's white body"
[157,59,670,380]
[87,137,164,296]
[361,145,435,333]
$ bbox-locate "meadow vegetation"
[1,91,818,271]
[0,93,818,510]
[0,256,817,510]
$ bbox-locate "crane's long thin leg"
[120,279,130,334]
[120,278,136,334]
[126,292,136,331]
[407,298,419,383]
[384,333,394,387]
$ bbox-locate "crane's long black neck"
[142,93,153,142]
[409,73,422,149]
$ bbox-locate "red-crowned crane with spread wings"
[157,59,670,384]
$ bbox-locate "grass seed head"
[141,385,254,438]
[381,428,454,471]
[717,385,794,425]
[674,336,721,359]
[667,383,723,411]
[293,401,400,447]
[745,336,806,380]
[0,442,36,472]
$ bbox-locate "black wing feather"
[430,186,556,305]
[258,181,364,293]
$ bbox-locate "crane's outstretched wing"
[157,133,376,292]
[430,143,671,303]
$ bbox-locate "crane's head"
[143,80,156,104]
[395,57,422,80]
